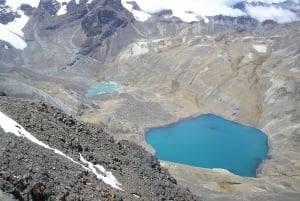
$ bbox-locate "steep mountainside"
[0,96,201,201]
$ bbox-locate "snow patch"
[248,52,253,59]
[0,25,27,49]
[56,0,71,16]
[252,44,267,53]
[0,0,40,49]
[122,1,151,21]
[121,0,299,23]
[56,0,89,16]
[0,111,122,190]
[132,9,151,21]
[5,0,40,11]
[121,0,245,23]
[80,155,122,190]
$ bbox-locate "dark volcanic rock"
[207,15,259,31]
[0,96,202,201]
[37,0,88,30]
[20,3,35,16]
[233,1,266,12]
[0,5,15,24]
[39,0,60,16]
[125,1,142,11]
[154,9,173,17]
[104,0,125,11]
[80,0,133,56]
[261,19,278,27]
[82,9,128,37]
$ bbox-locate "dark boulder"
[0,5,15,24]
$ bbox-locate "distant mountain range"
[1,0,299,49]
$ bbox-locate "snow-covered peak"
[3,0,40,11]
[121,0,299,23]
[56,0,83,16]
[0,0,93,49]
[0,0,39,49]
[122,1,151,21]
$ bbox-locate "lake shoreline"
[143,113,270,178]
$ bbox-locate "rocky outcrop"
[37,0,88,30]
[80,0,133,56]
[207,15,259,31]
[0,4,15,24]
[0,96,201,201]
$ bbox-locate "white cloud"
[121,0,299,23]
[122,0,245,20]
[246,5,298,23]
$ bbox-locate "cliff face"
[80,1,133,56]
[0,96,201,201]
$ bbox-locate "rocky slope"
[0,96,201,200]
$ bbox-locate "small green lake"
[86,82,119,97]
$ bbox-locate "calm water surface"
[86,82,118,97]
[146,114,269,177]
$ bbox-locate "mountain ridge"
[1,0,299,50]
[0,96,201,201]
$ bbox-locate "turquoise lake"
[146,114,269,177]
[86,82,118,97]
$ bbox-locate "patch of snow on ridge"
[121,0,245,22]
[0,26,27,49]
[5,0,40,11]
[0,0,40,49]
[56,0,87,16]
[56,0,69,16]
[80,155,123,190]
[0,111,122,190]
[121,0,299,23]
[56,0,72,16]
[122,1,151,21]
[252,44,267,53]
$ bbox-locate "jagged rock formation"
[0,4,15,24]
[206,15,259,31]
[0,96,201,200]
[80,1,133,56]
